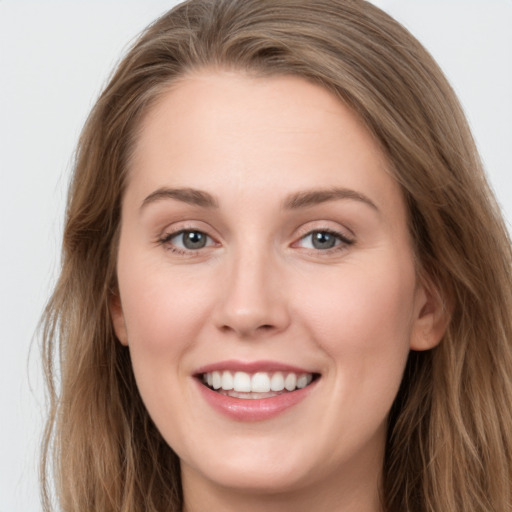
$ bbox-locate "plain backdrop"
[1,1,511,510]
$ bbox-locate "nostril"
[219,323,274,334]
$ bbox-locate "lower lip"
[196,379,318,421]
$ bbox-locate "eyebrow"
[140,187,219,210]
[140,186,378,212]
[283,188,379,212]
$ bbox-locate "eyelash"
[158,229,217,256]
[157,227,355,255]
[294,228,354,254]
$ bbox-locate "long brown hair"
[41,1,512,510]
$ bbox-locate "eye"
[296,229,353,251]
[161,229,215,252]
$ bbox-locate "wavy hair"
[41,1,512,510]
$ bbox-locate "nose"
[212,248,291,339]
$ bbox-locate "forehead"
[126,70,403,219]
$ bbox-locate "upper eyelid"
[158,221,217,239]
[294,222,355,240]
[301,227,351,238]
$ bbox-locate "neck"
[181,451,384,512]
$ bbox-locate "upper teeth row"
[203,371,313,393]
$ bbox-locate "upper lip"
[194,359,317,375]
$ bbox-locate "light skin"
[110,71,447,512]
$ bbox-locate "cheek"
[115,256,210,423]
[311,256,414,337]
[300,256,416,384]
[297,258,416,445]
[117,254,212,356]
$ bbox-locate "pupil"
[312,232,336,249]
[183,231,206,249]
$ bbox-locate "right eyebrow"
[283,187,379,212]
[140,187,219,210]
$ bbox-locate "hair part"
[41,1,512,511]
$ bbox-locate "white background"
[1,1,511,510]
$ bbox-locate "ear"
[109,292,129,346]
[409,277,451,351]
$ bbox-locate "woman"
[41,1,512,511]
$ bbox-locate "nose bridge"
[214,239,289,337]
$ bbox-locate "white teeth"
[221,371,234,390]
[212,371,222,390]
[251,372,271,393]
[233,371,251,392]
[297,374,310,389]
[270,372,285,391]
[284,373,297,391]
[203,370,314,394]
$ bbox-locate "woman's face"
[111,71,442,504]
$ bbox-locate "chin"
[200,463,312,494]
[180,440,321,495]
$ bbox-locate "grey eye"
[295,229,353,252]
[309,231,339,250]
[160,228,216,254]
[179,230,208,250]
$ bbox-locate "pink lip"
[196,383,316,421]
[193,360,319,422]
[194,359,314,375]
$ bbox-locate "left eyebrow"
[283,187,379,212]
[140,187,219,210]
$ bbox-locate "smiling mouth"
[199,370,319,399]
